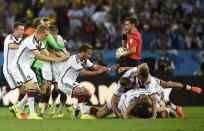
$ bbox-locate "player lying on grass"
[96,63,202,119]
[117,87,172,119]
[96,77,174,119]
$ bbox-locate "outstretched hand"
[108,64,120,72]
[97,67,109,74]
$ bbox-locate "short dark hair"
[42,17,49,22]
[131,94,152,118]
[124,17,137,26]
[119,77,131,87]
[13,22,24,30]
[33,18,42,29]
[49,25,58,33]
[79,44,93,53]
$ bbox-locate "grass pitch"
[0,107,204,131]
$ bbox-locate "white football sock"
[17,95,28,110]
[73,103,80,110]
[170,103,177,111]
[28,97,35,114]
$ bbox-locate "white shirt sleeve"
[146,77,157,96]
[40,42,45,50]
[25,39,38,50]
[85,59,94,68]
[113,82,124,96]
[71,56,83,70]
[123,67,137,78]
[4,36,13,46]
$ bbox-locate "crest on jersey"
[130,39,133,44]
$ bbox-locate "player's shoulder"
[4,34,13,41]
[56,35,63,40]
[123,67,137,78]
[22,35,32,42]
[68,54,78,64]
[151,76,161,83]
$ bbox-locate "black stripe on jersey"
[133,76,136,86]
[113,93,119,97]
[122,99,127,110]
[61,67,71,85]
[71,86,78,98]
[9,35,13,40]
[50,62,54,81]
[127,71,135,78]
[10,34,19,43]
[16,47,27,64]
[8,73,18,88]
[33,36,43,50]
[76,55,81,64]
[138,80,145,88]
[5,42,20,88]
[63,82,76,90]
[40,48,45,50]
[17,64,27,81]
[5,48,10,73]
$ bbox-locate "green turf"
[0,107,204,131]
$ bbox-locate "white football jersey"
[59,54,93,83]
[114,67,157,97]
[52,35,68,81]
[118,88,149,115]
[13,35,45,66]
[3,34,22,70]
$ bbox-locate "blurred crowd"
[0,0,204,51]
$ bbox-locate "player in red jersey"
[117,17,142,67]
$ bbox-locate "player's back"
[13,35,43,66]
[3,34,22,69]
[118,88,149,114]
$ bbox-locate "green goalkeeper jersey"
[30,33,65,68]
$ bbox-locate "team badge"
[130,39,133,44]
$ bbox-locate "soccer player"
[96,65,157,119]
[41,25,69,118]
[116,78,173,119]
[116,17,142,67]
[112,63,202,118]
[58,44,109,119]
[118,88,152,119]
[29,17,66,116]
[9,25,67,119]
[1,22,25,101]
